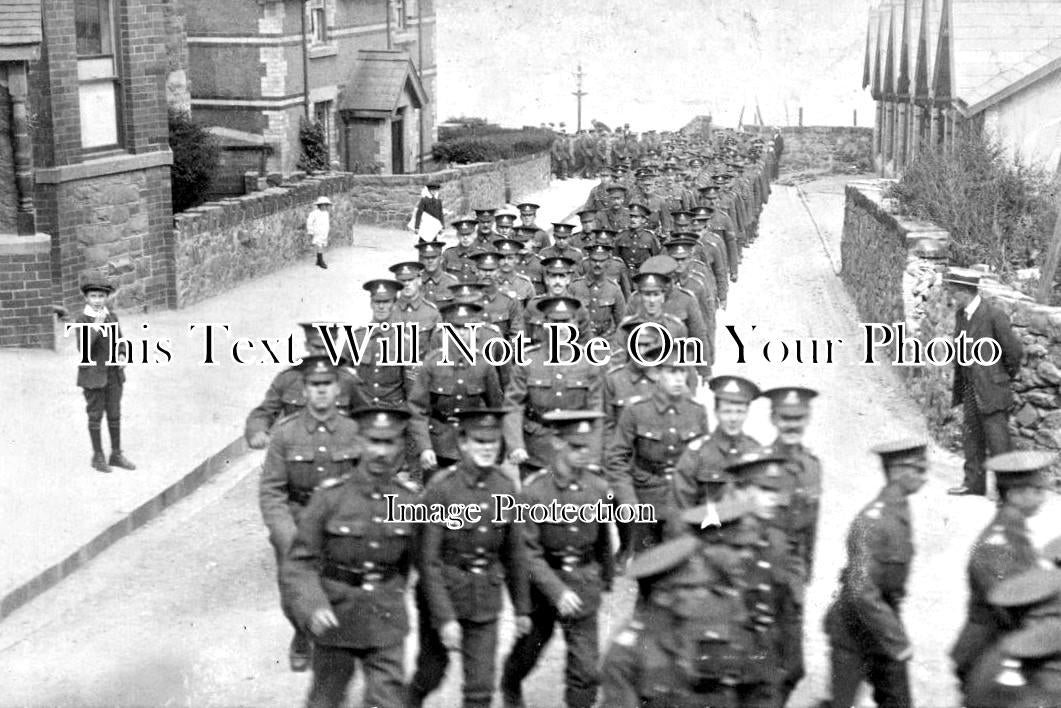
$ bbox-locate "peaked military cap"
[471,251,502,270]
[1003,618,1061,659]
[353,406,411,440]
[679,496,759,529]
[870,439,929,467]
[447,282,486,303]
[512,226,539,241]
[691,206,714,220]
[605,183,628,194]
[725,451,789,490]
[363,279,403,301]
[631,271,671,290]
[415,239,446,257]
[473,208,497,220]
[543,410,605,438]
[454,408,507,441]
[987,450,1056,489]
[451,217,479,233]
[298,354,340,383]
[389,261,424,280]
[699,184,721,194]
[516,202,540,213]
[584,243,613,260]
[492,238,524,256]
[589,228,619,242]
[494,213,517,228]
[627,202,651,216]
[538,296,582,321]
[639,254,679,275]
[989,568,1061,608]
[634,168,655,179]
[762,386,818,415]
[552,222,576,237]
[299,321,343,344]
[576,208,598,219]
[942,268,981,289]
[710,375,761,404]
[541,256,576,274]
[439,301,483,323]
[670,210,694,225]
[79,274,115,295]
[664,238,698,257]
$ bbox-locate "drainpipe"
[417,0,424,172]
[301,0,310,117]
[386,0,392,49]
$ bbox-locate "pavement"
[0,177,596,621]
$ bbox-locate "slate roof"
[338,50,428,118]
[0,0,42,53]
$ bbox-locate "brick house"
[1,0,176,348]
[867,0,1061,175]
[185,0,437,177]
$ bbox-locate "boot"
[108,424,136,469]
[109,451,137,470]
[316,252,328,269]
[91,452,111,473]
[90,428,110,472]
[289,631,311,672]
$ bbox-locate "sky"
[436,0,878,131]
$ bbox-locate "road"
[3,182,1059,707]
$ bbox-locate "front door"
[391,116,404,174]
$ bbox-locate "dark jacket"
[74,311,125,390]
[951,299,1023,414]
[414,196,444,229]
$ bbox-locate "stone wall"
[841,180,1061,454]
[173,151,551,306]
[776,126,873,174]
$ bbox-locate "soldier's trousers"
[306,642,404,708]
[500,594,600,708]
[270,536,309,650]
[828,644,910,708]
[961,394,1012,495]
[409,616,499,708]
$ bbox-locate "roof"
[0,0,41,59]
[964,36,1061,115]
[913,0,940,102]
[934,0,1061,110]
[338,50,428,118]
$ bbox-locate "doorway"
[391,116,404,174]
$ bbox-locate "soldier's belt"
[322,562,401,588]
[545,548,597,570]
[287,486,314,506]
[634,460,677,478]
[442,551,498,574]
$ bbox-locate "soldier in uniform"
[512,227,547,294]
[672,374,761,509]
[629,256,709,379]
[407,301,504,480]
[408,409,532,708]
[280,406,419,708]
[615,202,661,272]
[245,323,367,450]
[443,218,485,283]
[472,207,498,248]
[259,356,363,672]
[621,272,690,343]
[572,208,598,251]
[605,348,708,553]
[951,450,1054,689]
[471,251,524,341]
[539,222,584,263]
[600,503,756,708]
[584,228,633,297]
[416,239,459,305]
[516,202,551,251]
[492,238,536,306]
[823,439,929,708]
[504,297,602,477]
[351,280,417,409]
[525,257,594,342]
[389,261,440,358]
[569,243,626,338]
[664,237,719,365]
[499,411,615,708]
[597,184,631,232]
[695,193,740,282]
[551,130,573,180]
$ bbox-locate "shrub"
[888,134,1059,277]
[297,118,330,173]
[432,127,554,164]
[168,109,219,213]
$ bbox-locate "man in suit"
[945,269,1024,496]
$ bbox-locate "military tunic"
[516,253,546,295]
[615,227,660,271]
[477,289,524,340]
[496,271,536,306]
[539,244,585,264]
[281,468,418,708]
[392,294,440,358]
[500,468,614,708]
[671,428,760,509]
[568,276,626,338]
[502,343,602,469]
[410,464,531,708]
[950,505,1041,684]
[245,366,367,442]
[765,439,822,577]
[351,325,417,406]
[420,269,460,306]
[824,485,915,708]
[443,244,485,283]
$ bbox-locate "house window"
[310,6,327,44]
[314,100,333,161]
[395,0,409,30]
[75,0,121,149]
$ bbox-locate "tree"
[168,109,220,213]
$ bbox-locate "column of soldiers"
[239,128,1058,708]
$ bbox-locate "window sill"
[309,44,337,59]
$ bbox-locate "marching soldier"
[408,409,532,708]
[471,251,524,340]
[568,243,626,338]
[572,208,598,251]
[443,218,485,283]
[516,202,551,251]
[695,191,740,281]
[605,347,708,553]
[615,202,661,272]
[663,236,719,362]
[539,222,584,263]
[352,280,417,408]
[512,226,547,294]
[245,322,367,450]
[597,184,631,232]
[473,207,498,248]
[280,406,419,708]
[493,238,537,306]
[389,261,440,358]
[259,356,363,672]
[951,450,1054,690]
[504,296,603,477]
[499,411,614,708]
[622,272,690,342]
[415,238,459,305]
[628,257,709,379]
[823,439,929,708]
[672,374,761,509]
[551,130,573,180]
[584,228,633,297]
[407,301,504,480]
[525,256,594,341]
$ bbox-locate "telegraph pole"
[572,64,587,132]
